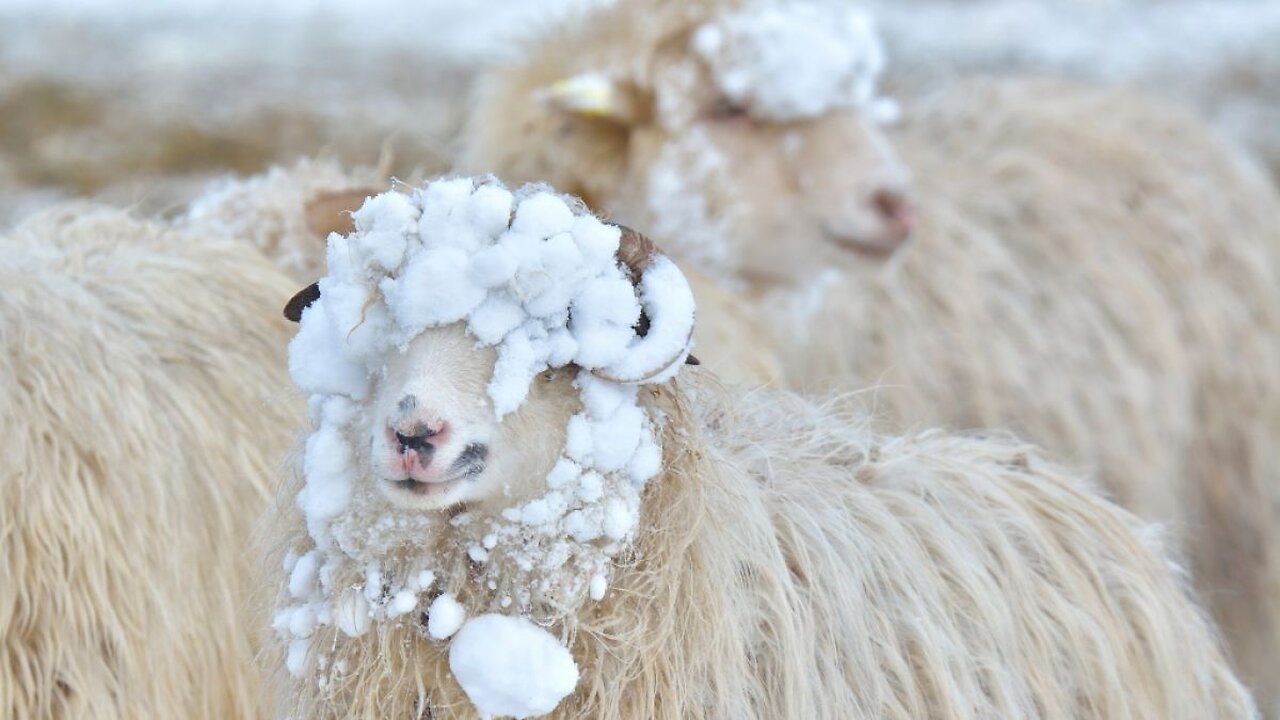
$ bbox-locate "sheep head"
[283,182,693,517]
[478,0,914,289]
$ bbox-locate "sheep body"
[789,77,1280,702]
[0,207,302,718]
[264,364,1257,719]
[458,0,1280,702]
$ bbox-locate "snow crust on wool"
[450,614,579,720]
[692,1,896,123]
[275,176,694,715]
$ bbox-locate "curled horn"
[284,282,321,322]
[592,225,699,384]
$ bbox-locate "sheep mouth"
[826,232,904,260]
[388,444,488,495]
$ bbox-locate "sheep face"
[544,57,912,287]
[367,324,575,513]
[636,93,912,285]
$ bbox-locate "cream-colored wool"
[261,319,1257,719]
[184,161,784,387]
[0,207,302,718]
[796,78,1280,705]
[457,0,1280,704]
[180,157,390,282]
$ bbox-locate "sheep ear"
[539,73,652,126]
[284,282,321,322]
[304,188,380,239]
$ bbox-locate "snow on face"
[692,1,895,123]
[277,177,695,716]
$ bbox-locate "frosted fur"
[260,319,1256,718]
[0,207,302,718]
[459,0,1280,704]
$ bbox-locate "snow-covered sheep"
[457,0,1280,704]
[261,178,1256,719]
[0,207,303,718]
[185,161,783,387]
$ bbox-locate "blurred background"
[1,0,1277,227]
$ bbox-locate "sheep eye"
[709,96,748,121]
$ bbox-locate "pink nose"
[389,419,447,467]
[872,189,914,244]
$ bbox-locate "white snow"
[427,594,467,639]
[692,1,891,122]
[449,614,579,719]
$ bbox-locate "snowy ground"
[1,0,1278,228]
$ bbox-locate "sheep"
[455,0,1280,705]
[183,160,784,387]
[0,206,303,718]
[260,178,1258,719]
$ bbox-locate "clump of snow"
[450,614,579,720]
[692,1,895,123]
[427,593,467,639]
[275,176,696,715]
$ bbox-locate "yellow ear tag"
[541,73,619,118]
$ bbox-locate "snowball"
[693,2,889,122]
[540,232,584,278]
[288,302,369,399]
[469,293,526,346]
[545,458,581,490]
[387,590,419,618]
[427,594,466,639]
[365,230,412,273]
[288,551,321,599]
[384,246,485,333]
[297,423,354,543]
[353,190,419,235]
[510,191,575,237]
[469,245,519,288]
[464,184,515,238]
[627,433,663,485]
[589,574,608,601]
[412,570,437,592]
[570,215,620,271]
[576,471,604,503]
[575,373,637,419]
[590,404,646,473]
[489,328,547,418]
[449,615,579,719]
[603,497,636,541]
[564,414,594,464]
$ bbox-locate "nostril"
[395,430,438,454]
[872,190,912,225]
